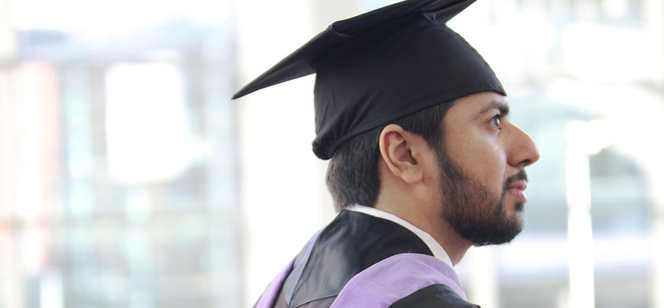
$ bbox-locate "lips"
[507,180,528,202]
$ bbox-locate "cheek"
[453,134,506,185]
[477,142,506,183]
[488,142,506,167]
[488,144,507,181]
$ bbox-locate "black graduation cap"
[233,0,505,160]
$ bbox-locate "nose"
[506,121,540,168]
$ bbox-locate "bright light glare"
[548,80,664,173]
[565,120,614,155]
[40,271,64,308]
[184,0,231,24]
[564,119,619,308]
[467,247,498,307]
[21,228,48,276]
[105,63,200,185]
[565,134,596,308]
[602,0,629,18]
[11,0,232,38]
[561,23,652,82]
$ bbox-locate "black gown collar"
[283,210,434,307]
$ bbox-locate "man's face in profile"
[434,92,540,245]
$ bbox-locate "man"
[233,0,540,307]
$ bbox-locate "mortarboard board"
[233,0,505,160]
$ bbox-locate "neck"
[374,199,472,266]
[435,222,473,265]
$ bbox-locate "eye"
[490,115,502,129]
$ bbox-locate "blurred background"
[0,0,663,307]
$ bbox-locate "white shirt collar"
[346,204,454,268]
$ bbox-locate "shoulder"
[330,253,478,308]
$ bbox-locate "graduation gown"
[254,210,480,308]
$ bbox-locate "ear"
[378,124,424,184]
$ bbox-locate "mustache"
[504,170,528,191]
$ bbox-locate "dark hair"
[325,101,457,211]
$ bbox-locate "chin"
[505,200,525,216]
[508,203,525,226]
[515,202,525,213]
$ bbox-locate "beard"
[436,149,528,246]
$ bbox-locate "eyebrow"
[475,100,510,119]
